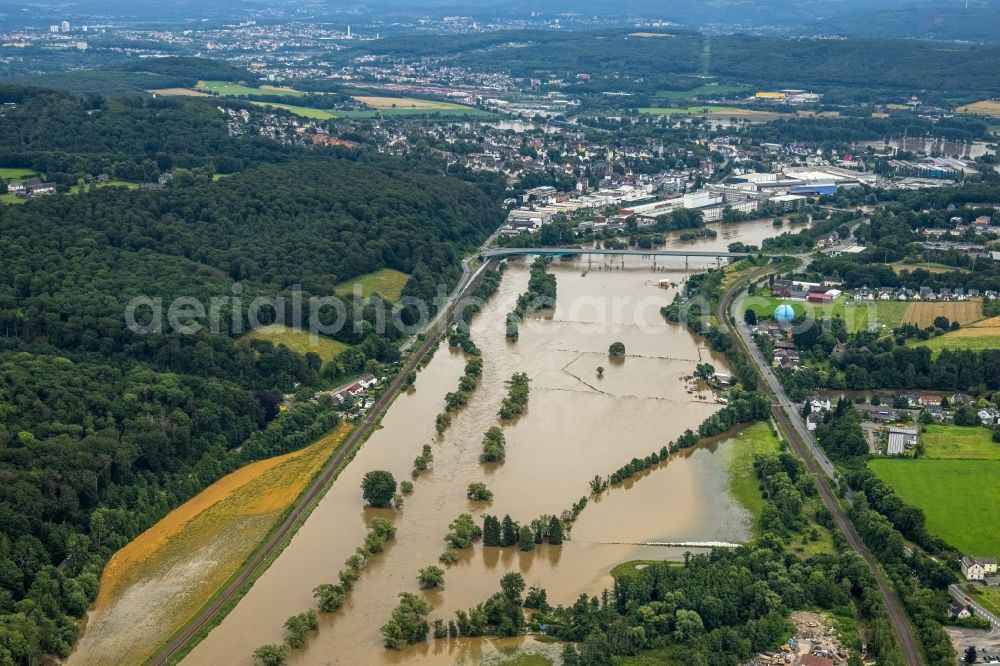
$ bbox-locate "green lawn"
[922,424,1000,460]
[745,290,906,333]
[0,167,37,179]
[243,324,348,363]
[869,458,1000,555]
[655,83,749,100]
[639,105,746,115]
[0,193,26,205]
[497,656,553,666]
[910,334,1000,356]
[725,421,781,534]
[249,101,335,119]
[196,80,306,97]
[969,586,1000,617]
[334,268,410,301]
[70,180,140,194]
[619,649,680,665]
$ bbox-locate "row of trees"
[506,258,557,341]
[256,517,398,662]
[481,514,564,549]
[497,372,530,420]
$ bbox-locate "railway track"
[148,260,495,666]
[716,265,924,666]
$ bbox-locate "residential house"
[358,373,380,389]
[806,412,823,431]
[809,397,832,413]
[962,556,998,581]
[979,408,1000,426]
[918,394,942,407]
[948,601,972,619]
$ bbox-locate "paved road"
[951,584,1000,629]
[149,246,499,666]
[719,267,924,666]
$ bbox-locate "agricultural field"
[901,300,983,328]
[725,422,781,534]
[148,87,211,97]
[744,290,907,333]
[334,267,410,301]
[249,101,335,119]
[0,167,37,179]
[352,95,469,110]
[71,422,352,666]
[869,455,1000,555]
[910,332,1000,355]
[244,323,349,363]
[655,83,750,101]
[921,424,1000,460]
[890,260,967,274]
[956,99,1000,118]
[196,80,306,97]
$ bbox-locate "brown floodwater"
[175,219,789,666]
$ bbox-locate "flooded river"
[174,219,786,665]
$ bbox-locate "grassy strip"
[725,421,781,535]
[334,268,411,301]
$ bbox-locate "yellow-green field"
[922,424,1000,460]
[334,268,410,301]
[352,95,471,110]
[249,100,335,119]
[244,324,349,362]
[957,100,1000,118]
[196,80,306,97]
[72,422,352,665]
[0,194,26,205]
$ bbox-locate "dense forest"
[0,85,504,662]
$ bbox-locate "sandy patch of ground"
[70,422,352,665]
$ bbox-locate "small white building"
[809,397,832,413]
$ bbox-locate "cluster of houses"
[6,176,57,199]
[287,373,382,414]
[752,322,803,370]
[805,392,1000,431]
[847,285,995,302]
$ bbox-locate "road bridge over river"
[482,246,760,270]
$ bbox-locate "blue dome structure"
[774,304,795,324]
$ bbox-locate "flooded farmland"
[182,220,783,665]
